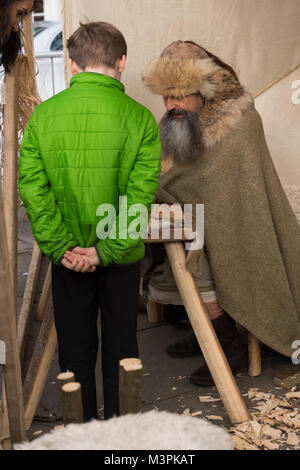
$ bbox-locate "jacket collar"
[70,72,125,93]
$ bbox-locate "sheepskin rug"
[15,410,233,450]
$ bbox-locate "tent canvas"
[62,0,300,204]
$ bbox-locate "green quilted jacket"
[19,72,161,265]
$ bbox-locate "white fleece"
[15,410,233,450]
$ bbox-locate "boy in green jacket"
[19,22,161,421]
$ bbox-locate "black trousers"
[51,261,140,421]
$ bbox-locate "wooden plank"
[35,263,51,321]
[119,358,144,415]
[23,301,57,430]
[165,242,250,425]
[18,241,42,363]
[0,181,26,444]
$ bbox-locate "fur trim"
[201,91,254,148]
[142,56,220,99]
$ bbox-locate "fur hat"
[142,40,244,101]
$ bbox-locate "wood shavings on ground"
[230,388,300,450]
[199,395,221,403]
[206,415,224,421]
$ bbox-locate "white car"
[33,21,65,101]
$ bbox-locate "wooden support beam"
[165,242,250,424]
[18,241,42,363]
[248,333,262,377]
[0,385,12,450]
[3,67,18,307]
[22,14,35,78]
[0,182,26,444]
[23,301,57,430]
[35,263,51,321]
[61,382,83,426]
[119,358,144,415]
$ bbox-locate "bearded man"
[142,40,300,386]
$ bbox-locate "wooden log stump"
[57,371,75,411]
[61,382,83,426]
[119,358,144,416]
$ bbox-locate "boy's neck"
[83,65,121,81]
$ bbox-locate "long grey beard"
[159,109,203,164]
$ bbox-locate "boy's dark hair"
[67,21,127,70]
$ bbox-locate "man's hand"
[62,247,99,273]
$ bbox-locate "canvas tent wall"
[62,0,300,215]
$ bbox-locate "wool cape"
[143,54,300,357]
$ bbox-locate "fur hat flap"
[142,56,220,99]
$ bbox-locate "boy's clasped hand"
[62,247,99,273]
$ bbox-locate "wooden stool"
[144,239,256,424]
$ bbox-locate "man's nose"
[165,97,180,111]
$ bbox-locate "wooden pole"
[3,68,18,308]
[0,182,26,444]
[119,358,144,416]
[61,382,83,426]
[22,14,35,78]
[165,242,250,424]
[18,241,42,363]
[23,302,57,430]
[35,263,51,321]
[248,333,262,377]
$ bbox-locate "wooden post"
[61,382,83,426]
[3,68,18,307]
[35,263,51,321]
[248,333,262,377]
[0,182,26,444]
[57,371,75,392]
[119,358,144,416]
[22,13,35,78]
[0,385,12,450]
[147,300,163,323]
[18,241,42,363]
[23,302,57,430]
[165,242,250,424]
